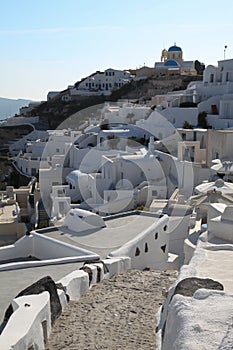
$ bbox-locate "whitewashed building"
[70,68,133,96]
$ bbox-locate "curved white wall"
[109,215,169,269]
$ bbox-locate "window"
[152,190,157,197]
[155,232,158,240]
[56,148,59,153]
[161,244,166,253]
[135,247,140,256]
[210,73,214,83]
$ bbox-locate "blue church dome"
[168,45,182,52]
[164,59,179,67]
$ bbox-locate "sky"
[0,0,233,101]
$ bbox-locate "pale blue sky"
[0,0,232,100]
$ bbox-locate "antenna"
[224,45,228,60]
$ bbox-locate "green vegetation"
[197,111,208,128]
[134,205,149,211]
[182,121,193,129]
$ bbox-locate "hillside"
[31,75,201,130]
[0,97,32,120]
[0,125,34,189]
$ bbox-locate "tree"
[195,60,205,75]
[197,111,208,128]
[183,121,193,129]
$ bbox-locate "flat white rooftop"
[38,212,159,257]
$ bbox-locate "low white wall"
[57,270,90,300]
[0,235,32,262]
[103,257,131,278]
[57,288,68,311]
[32,233,92,260]
[108,215,169,270]
[162,290,233,350]
[208,219,233,242]
[0,292,51,350]
[157,223,233,350]
[168,215,191,259]
[156,238,207,348]
[0,233,100,271]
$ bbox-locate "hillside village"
[0,44,233,349]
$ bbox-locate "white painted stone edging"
[0,292,51,350]
[0,256,131,350]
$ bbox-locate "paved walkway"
[46,269,177,350]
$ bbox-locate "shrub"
[197,111,208,128]
[183,121,193,129]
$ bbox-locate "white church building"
[154,44,197,76]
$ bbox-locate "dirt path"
[46,269,177,350]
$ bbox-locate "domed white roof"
[195,180,233,195]
[64,209,106,233]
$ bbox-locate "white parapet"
[103,256,131,278]
[108,215,170,270]
[0,292,51,350]
[162,289,233,350]
[57,270,89,300]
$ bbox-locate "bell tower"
[161,48,168,62]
